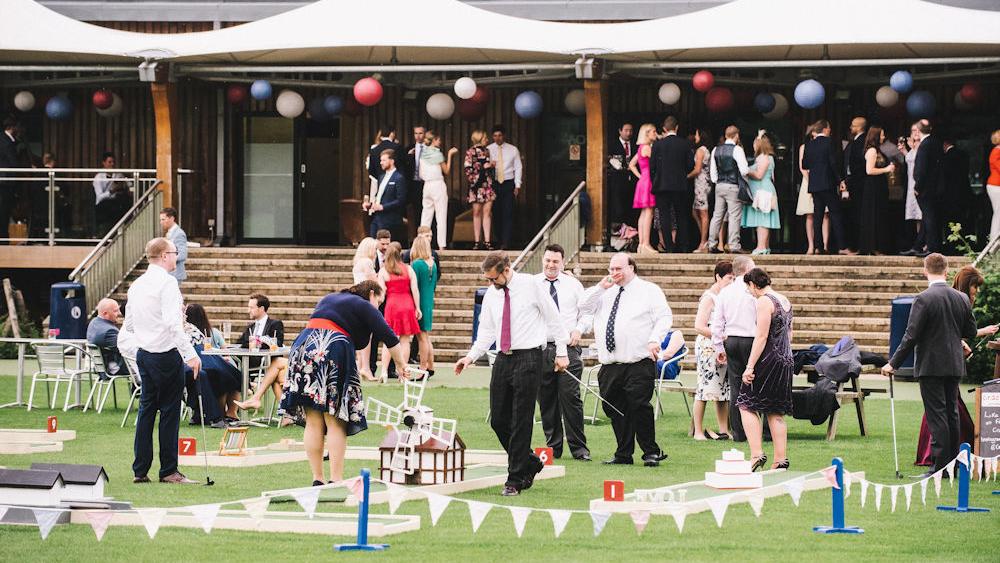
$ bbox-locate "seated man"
[86,298,130,379]
[93,151,131,235]
[234,293,291,424]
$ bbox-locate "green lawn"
[0,368,996,562]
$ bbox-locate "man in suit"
[367,125,401,181]
[912,120,945,255]
[802,120,853,255]
[649,116,694,252]
[86,298,130,377]
[882,253,977,475]
[0,116,23,233]
[487,125,523,250]
[405,125,427,241]
[941,136,971,249]
[238,293,285,349]
[159,207,187,285]
[607,123,637,233]
[843,116,868,252]
[364,149,408,245]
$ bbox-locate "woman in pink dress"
[377,243,421,382]
[629,123,658,255]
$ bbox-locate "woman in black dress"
[859,127,896,255]
[737,268,794,471]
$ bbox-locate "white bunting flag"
[933,471,942,497]
[706,495,730,527]
[844,471,853,499]
[548,509,572,538]
[85,510,114,541]
[874,484,884,511]
[860,479,869,508]
[748,490,765,517]
[920,478,928,505]
[629,510,650,535]
[670,507,687,534]
[137,508,167,539]
[945,459,956,485]
[241,497,270,524]
[889,485,899,513]
[348,478,365,502]
[427,493,452,526]
[992,458,998,481]
[467,501,492,533]
[785,478,805,507]
[0,506,7,522]
[957,449,970,468]
[903,484,913,511]
[388,484,407,515]
[509,506,531,538]
[33,508,63,540]
[188,504,221,534]
[590,511,612,537]
[291,487,321,519]
[821,466,840,489]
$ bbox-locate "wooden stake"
[2,278,21,338]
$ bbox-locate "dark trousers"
[369,215,406,247]
[494,179,516,248]
[812,190,846,253]
[919,376,960,472]
[489,348,544,488]
[917,196,942,253]
[538,344,588,459]
[184,367,223,423]
[845,177,864,251]
[133,349,185,479]
[655,191,690,252]
[724,336,754,442]
[598,359,661,460]
[610,175,638,228]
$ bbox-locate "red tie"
[500,286,511,353]
[624,140,630,158]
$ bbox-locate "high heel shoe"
[750,454,768,472]
[772,459,790,470]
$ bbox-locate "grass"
[0,366,997,562]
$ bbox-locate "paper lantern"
[762,93,788,120]
[250,80,272,100]
[753,92,776,113]
[457,98,485,121]
[226,84,248,105]
[323,95,343,116]
[308,97,330,122]
[875,85,898,108]
[426,93,455,120]
[692,70,714,93]
[353,77,383,107]
[514,90,543,119]
[906,90,935,118]
[471,85,490,105]
[92,89,113,110]
[564,89,586,116]
[45,96,73,121]
[954,91,974,112]
[454,77,477,100]
[959,82,983,106]
[275,90,305,118]
[658,82,681,105]
[889,70,913,94]
[96,93,123,118]
[705,87,734,112]
[13,91,35,112]
[794,79,825,109]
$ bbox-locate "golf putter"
[888,373,902,479]
[195,387,215,486]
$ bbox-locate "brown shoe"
[133,475,151,484]
[159,472,198,484]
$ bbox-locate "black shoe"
[323,452,330,461]
[642,451,668,467]
[774,459,790,470]
[709,247,723,254]
[426,370,435,379]
[915,251,930,258]
[522,458,545,490]
[603,457,633,465]
[575,454,592,462]
[751,454,768,472]
[911,470,935,479]
[312,480,324,487]
[900,248,918,256]
[500,485,520,497]
[209,419,226,429]
[133,475,150,484]
[715,433,730,441]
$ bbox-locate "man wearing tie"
[802,120,852,255]
[364,149,409,244]
[580,253,671,466]
[608,123,637,233]
[455,252,569,496]
[534,244,592,462]
[912,120,945,255]
[406,125,427,240]
[711,255,757,442]
[486,125,523,250]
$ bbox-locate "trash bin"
[50,282,87,340]
[889,296,915,377]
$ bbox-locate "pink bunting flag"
[821,466,840,489]
[629,510,650,535]
[509,506,531,538]
[33,508,63,540]
[548,509,571,538]
[347,477,365,502]
[137,508,167,539]
[706,495,730,527]
[188,504,221,534]
[957,449,970,468]
[945,459,956,485]
[426,493,452,526]
[85,510,114,541]
[590,511,612,537]
[467,501,492,533]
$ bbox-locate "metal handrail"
[513,181,586,272]
[70,180,162,280]
[972,235,1000,268]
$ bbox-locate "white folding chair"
[83,344,130,413]
[27,343,69,411]
[120,354,142,427]
[582,363,605,425]
[654,346,691,420]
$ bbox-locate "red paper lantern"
[353,77,383,107]
[692,70,715,93]
[92,89,114,110]
[457,98,486,122]
[959,82,983,106]
[470,85,491,105]
[343,95,364,116]
[226,84,248,105]
[705,87,734,112]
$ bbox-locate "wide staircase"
[112,247,955,363]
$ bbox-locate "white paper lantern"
[426,93,455,120]
[14,91,35,112]
[564,89,586,116]
[276,90,305,118]
[875,86,899,108]
[96,93,123,118]
[658,82,681,105]
[762,93,788,120]
[954,91,974,112]
[454,77,477,100]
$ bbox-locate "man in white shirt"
[93,151,130,235]
[159,207,187,284]
[455,252,569,496]
[534,244,592,462]
[580,253,672,466]
[486,125,523,250]
[708,126,750,253]
[125,237,200,485]
[711,255,757,442]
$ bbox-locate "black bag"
[737,174,753,205]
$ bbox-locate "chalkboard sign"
[975,378,1000,457]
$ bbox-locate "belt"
[307,317,347,334]
[499,346,543,356]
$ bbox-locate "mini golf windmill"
[366,373,465,485]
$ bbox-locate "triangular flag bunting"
[859,479,869,508]
[874,484,884,511]
[467,501,492,533]
[920,478,928,505]
[509,506,531,538]
[291,487,321,519]
[844,471,853,498]
[348,478,365,502]
[0,506,7,522]
[188,504,221,534]
[706,495,730,527]
[629,510,650,535]
[933,471,942,497]
[957,449,970,467]
[903,484,913,511]
[821,466,840,489]
[590,511,612,537]
[992,458,998,481]
[889,485,899,513]
[33,508,63,540]
[945,459,956,485]
[241,497,270,523]
[670,507,687,534]
[427,493,452,526]
[137,508,167,539]
[748,490,765,517]
[549,509,572,538]
[785,478,805,506]
[85,510,114,541]
[388,484,407,515]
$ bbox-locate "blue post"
[334,468,389,552]
[813,457,863,534]
[937,443,990,513]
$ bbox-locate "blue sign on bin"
[50,282,87,340]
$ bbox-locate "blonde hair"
[384,242,405,276]
[470,130,487,146]
[145,237,171,259]
[755,135,775,157]
[992,129,1000,146]
[424,130,439,146]
[411,234,432,261]
[636,123,655,146]
[354,237,378,266]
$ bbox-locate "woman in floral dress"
[692,260,733,440]
[464,129,496,249]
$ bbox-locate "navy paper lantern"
[794,79,825,109]
[753,92,776,113]
[514,90,543,119]
[308,97,330,122]
[45,95,73,121]
[250,80,272,100]
[890,70,913,94]
[906,90,935,118]
[323,95,343,116]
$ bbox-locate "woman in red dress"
[377,243,421,382]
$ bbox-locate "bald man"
[844,116,868,252]
[87,298,129,377]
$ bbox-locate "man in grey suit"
[159,207,187,285]
[882,253,977,474]
[86,298,129,377]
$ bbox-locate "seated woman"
[183,304,241,427]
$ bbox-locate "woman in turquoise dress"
[410,235,438,376]
[742,133,780,255]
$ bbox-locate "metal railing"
[69,181,164,314]
[513,181,586,273]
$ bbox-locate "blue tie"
[605,286,624,353]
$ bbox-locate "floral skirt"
[695,335,729,401]
[280,327,367,436]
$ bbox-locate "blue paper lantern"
[906,90,935,118]
[514,90,543,119]
[794,79,825,109]
[45,96,73,121]
[753,92,776,113]
[250,80,272,100]
[323,95,343,116]
[307,97,330,122]
[890,70,913,94]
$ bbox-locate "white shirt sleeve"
[161,279,196,362]
[579,283,607,318]
[734,145,750,176]
[711,290,727,354]
[572,279,595,336]
[467,289,497,362]
[647,284,673,346]
[709,147,718,183]
[513,145,523,188]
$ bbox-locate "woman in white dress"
[418,131,459,250]
[351,237,382,380]
[692,260,734,440]
[898,125,923,254]
[796,124,829,255]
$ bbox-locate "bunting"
[903,484,913,511]
[427,493,452,526]
[747,490,765,517]
[785,478,805,507]
[670,507,687,534]
[548,509,572,538]
[844,471,853,498]
[821,466,840,489]
[889,485,898,513]
[241,497,270,524]
[590,511,612,537]
[84,510,114,541]
[933,471,942,497]
[467,501,492,533]
[188,504,221,534]
[388,484,407,515]
[137,508,167,539]
[629,510,650,535]
[860,479,870,508]
[874,484,884,511]
[291,487,321,519]
[32,508,63,540]
[920,478,928,505]
[509,506,531,538]
[706,495,730,527]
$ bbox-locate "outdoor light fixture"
[574,56,601,80]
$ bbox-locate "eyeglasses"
[162,251,178,255]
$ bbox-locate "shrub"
[948,223,997,383]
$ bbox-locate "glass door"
[240,116,297,242]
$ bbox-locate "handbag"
[737,174,753,205]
